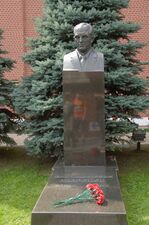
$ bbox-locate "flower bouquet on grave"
[54,183,105,207]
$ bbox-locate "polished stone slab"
[50,162,114,189]
[32,164,127,225]
[63,71,105,165]
[32,184,127,225]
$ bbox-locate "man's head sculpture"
[63,22,104,72]
[73,23,94,55]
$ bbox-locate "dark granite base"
[63,71,105,166]
[32,184,127,225]
[31,161,127,225]
[64,147,106,166]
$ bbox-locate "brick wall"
[0,0,148,80]
[0,0,43,80]
[122,0,149,78]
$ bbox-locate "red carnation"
[54,183,105,207]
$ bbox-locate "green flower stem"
[54,189,93,207]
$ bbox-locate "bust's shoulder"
[92,50,104,58]
[64,50,77,59]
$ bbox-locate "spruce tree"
[0,29,18,145]
[13,0,149,156]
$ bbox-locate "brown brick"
[122,0,149,78]
[0,0,148,80]
[0,0,43,80]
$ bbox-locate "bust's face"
[74,27,93,55]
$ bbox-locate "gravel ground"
[1,134,28,146]
[1,131,149,147]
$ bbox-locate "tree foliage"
[13,0,149,156]
[0,29,18,145]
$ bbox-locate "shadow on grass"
[0,146,57,173]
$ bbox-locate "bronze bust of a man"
[63,23,104,72]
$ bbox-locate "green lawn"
[0,147,55,225]
[0,147,149,225]
[117,150,149,225]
